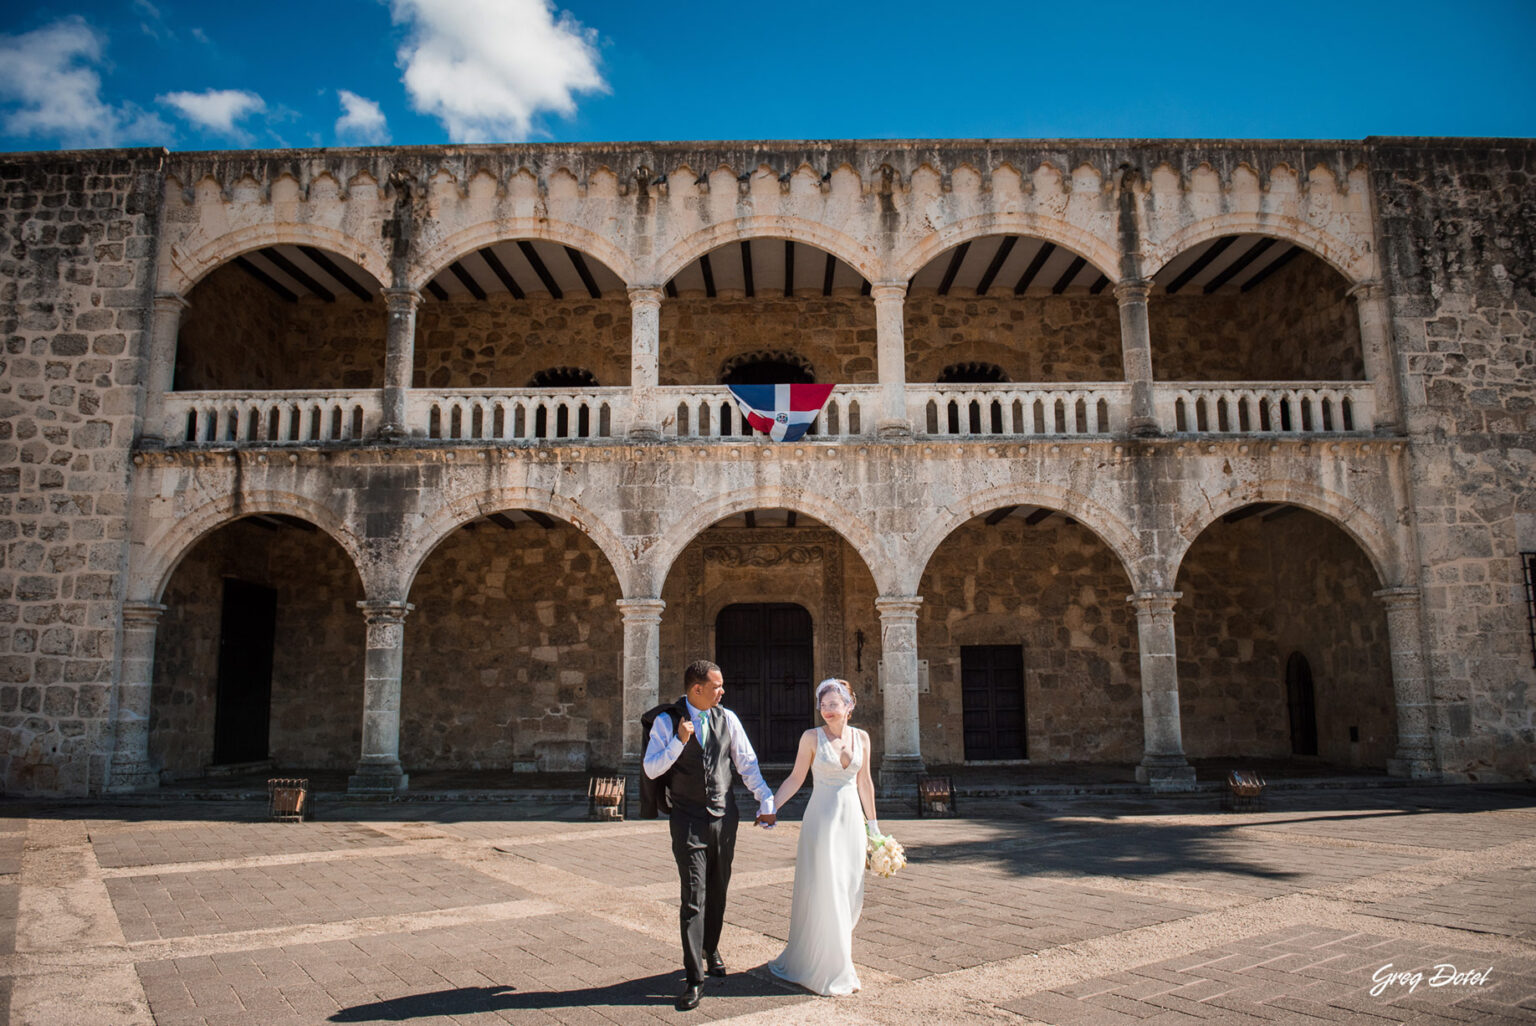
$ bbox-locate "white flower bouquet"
[865,828,907,878]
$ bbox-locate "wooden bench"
[588,776,626,821]
[1224,770,1266,812]
[916,775,958,817]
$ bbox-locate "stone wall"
[1375,140,1536,780]
[176,262,386,390]
[916,515,1143,765]
[400,518,624,771]
[659,298,876,385]
[904,293,1123,382]
[150,518,365,775]
[1174,510,1395,765]
[1151,251,1363,380]
[0,150,162,793]
[414,296,631,389]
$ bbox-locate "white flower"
[865,831,907,878]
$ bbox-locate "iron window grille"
[1524,552,1536,670]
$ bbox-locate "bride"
[768,678,880,996]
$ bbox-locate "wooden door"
[961,644,1026,760]
[1286,651,1319,756]
[715,603,813,761]
[212,578,276,765]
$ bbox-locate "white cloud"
[0,16,170,148]
[335,89,390,144]
[391,0,606,142]
[159,88,265,136]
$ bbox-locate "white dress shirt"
[643,698,775,817]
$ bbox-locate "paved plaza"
[0,784,1534,1025]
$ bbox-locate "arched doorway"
[716,603,814,761]
[1286,651,1319,756]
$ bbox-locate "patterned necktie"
[696,710,709,747]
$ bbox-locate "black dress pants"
[670,805,739,984]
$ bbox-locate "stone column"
[1129,590,1196,789]
[1115,279,1160,436]
[875,595,925,788]
[871,283,911,436]
[1348,280,1405,432]
[139,294,189,446]
[628,286,663,440]
[1376,586,1438,778]
[348,600,413,792]
[106,601,166,791]
[379,287,420,439]
[618,597,666,774]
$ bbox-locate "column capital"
[1113,278,1154,304]
[1347,278,1385,302]
[869,282,907,303]
[627,285,665,307]
[874,595,923,618]
[1373,585,1421,611]
[357,599,413,624]
[122,601,168,627]
[616,596,666,621]
[381,286,421,310]
[1127,590,1182,614]
[153,292,191,312]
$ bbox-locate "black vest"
[666,702,737,819]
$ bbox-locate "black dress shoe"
[705,951,727,977]
[675,982,704,1011]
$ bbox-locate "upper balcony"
[143,229,1395,451]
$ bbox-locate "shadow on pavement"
[328,968,803,1022]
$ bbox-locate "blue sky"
[1,0,1533,153]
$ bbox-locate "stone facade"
[0,138,1530,795]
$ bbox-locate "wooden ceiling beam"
[1013,242,1056,295]
[665,279,678,299]
[424,279,450,302]
[1024,508,1054,526]
[974,236,1016,296]
[1165,235,1237,294]
[822,252,836,297]
[700,253,717,298]
[564,246,602,298]
[937,241,971,296]
[233,256,298,303]
[449,261,487,301]
[1222,503,1276,524]
[524,510,557,530]
[1051,255,1088,295]
[783,241,795,297]
[1203,237,1276,294]
[517,241,563,299]
[984,506,1017,526]
[1240,245,1301,292]
[743,510,757,528]
[479,247,525,300]
[261,249,336,302]
[487,512,519,530]
[298,246,373,302]
[1088,274,1110,295]
[785,510,798,527]
[740,240,754,298]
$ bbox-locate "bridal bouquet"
[865,829,907,878]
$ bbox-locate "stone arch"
[409,219,637,292]
[1170,480,1399,589]
[906,484,1145,596]
[1147,216,1373,285]
[652,217,881,287]
[399,488,638,600]
[163,223,388,297]
[892,214,1120,284]
[645,487,890,597]
[135,490,367,603]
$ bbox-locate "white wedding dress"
[769,726,864,995]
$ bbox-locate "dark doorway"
[213,578,277,764]
[961,644,1026,760]
[1286,651,1319,756]
[715,603,813,761]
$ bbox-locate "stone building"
[0,138,1532,796]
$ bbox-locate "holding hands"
[755,812,776,828]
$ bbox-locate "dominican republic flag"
[727,384,836,442]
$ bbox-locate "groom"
[643,659,776,1012]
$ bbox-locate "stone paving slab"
[134,913,813,1025]
[498,823,800,890]
[0,830,22,876]
[1002,925,1536,1025]
[1247,808,1536,851]
[106,854,529,940]
[1358,866,1536,940]
[90,822,402,869]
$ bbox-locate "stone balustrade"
[157,381,1378,447]
[408,388,629,442]
[1154,382,1375,435]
